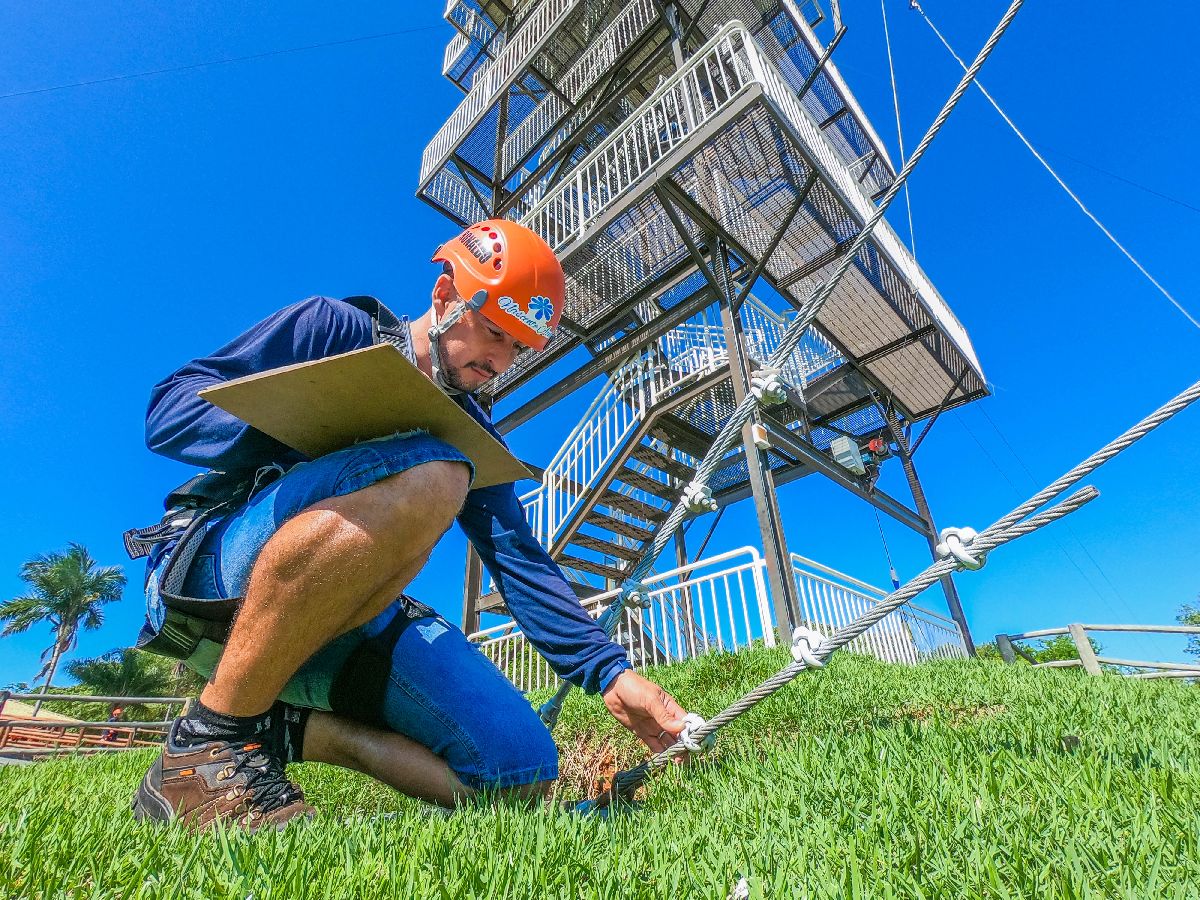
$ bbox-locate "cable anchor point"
[749,367,787,406]
[681,481,718,514]
[679,712,716,754]
[619,579,652,610]
[935,526,988,571]
[790,626,827,668]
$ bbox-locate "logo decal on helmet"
[498,295,554,339]
[457,231,493,264]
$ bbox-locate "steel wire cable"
[539,0,1027,731]
[910,1,1200,332]
[590,375,1200,807]
[625,0,1027,588]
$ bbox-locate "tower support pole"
[715,244,801,645]
[462,546,484,636]
[884,408,977,655]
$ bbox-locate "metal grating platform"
[510,24,984,419]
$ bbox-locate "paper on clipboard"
[199,344,533,489]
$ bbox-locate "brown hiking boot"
[132,719,314,832]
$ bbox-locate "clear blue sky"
[2,0,1198,687]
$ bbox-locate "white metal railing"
[518,330,722,548]
[443,32,471,77]
[470,546,966,691]
[500,0,658,173]
[741,294,843,386]
[518,297,843,552]
[422,0,581,184]
[519,21,982,377]
[470,547,774,691]
[791,554,967,663]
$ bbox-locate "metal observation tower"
[420,0,988,686]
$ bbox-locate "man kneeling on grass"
[128,220,687,830]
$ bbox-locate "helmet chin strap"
[427,289,488,395]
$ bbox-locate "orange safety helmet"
[432,219,565,352]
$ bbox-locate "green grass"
[2,648,1199,898]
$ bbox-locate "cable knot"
[678,712,716,754]
[935,526,987,571]
[619,579,652,610]
[790,626,827,668]
[681,480,718,514]
[750,367,787,406]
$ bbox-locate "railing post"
[995,634,1017,664]
[1068,623,1103,676]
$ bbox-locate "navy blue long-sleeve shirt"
[145,296,631,694]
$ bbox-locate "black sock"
[174,699,274,748]
[275,703,311,764]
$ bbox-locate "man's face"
[436,285,528,393]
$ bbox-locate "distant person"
[101,705,125,743]
[126,220,688,831]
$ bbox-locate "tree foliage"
[0,543,126,691]
[66,648,201,719]
[1177,600,1200,660]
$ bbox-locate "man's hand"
[602,669,688,754]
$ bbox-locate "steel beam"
[759,416,931,536]
[717,247,801,643]
[883,407,976,655]
[461,546,485,635]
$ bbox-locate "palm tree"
[0,543,126,713]
[67,648,200,720]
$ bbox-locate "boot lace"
[230,741,305,814]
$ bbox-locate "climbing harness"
[127,295,416,661]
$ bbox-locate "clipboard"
[200,344,533,489]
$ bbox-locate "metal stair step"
[616,466,677,500]
[584,509,655,543]
[600,489,668,523]
[569,533,643,561]
[630,443,697,482]
[557,553,629,582]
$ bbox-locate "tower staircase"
[431,0,991,656]
[478,293,845,620]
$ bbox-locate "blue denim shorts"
[145,431,558,790]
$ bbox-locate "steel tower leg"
[884,409,977,656]
[716,250,801,646]
[462,545,484,636]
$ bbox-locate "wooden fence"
[995,624,1200,679]
[0,691,188,755]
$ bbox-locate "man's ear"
[432,272,456,316]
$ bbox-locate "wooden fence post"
[996,634,1017,664]
[1068,623,1102,675]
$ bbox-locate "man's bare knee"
[409,459,471,518]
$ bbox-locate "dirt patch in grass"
[897,702,1007,726]
[556,733,644,799]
